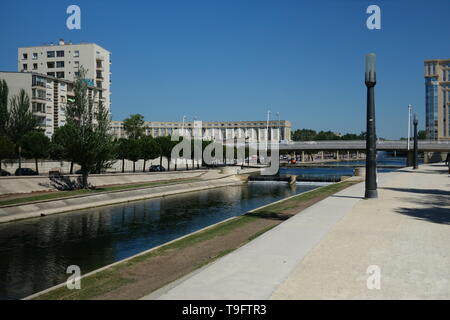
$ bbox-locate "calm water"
[0,182,319,300]
[280,157,409,179]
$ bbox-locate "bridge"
[277,140,450,152]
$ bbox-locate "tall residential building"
[111,120,292,142]
[424,59,450,140]
[18,39,111,112]
[0,71,103,137]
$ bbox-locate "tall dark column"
[413,115,419,170]
[365,53,378,199]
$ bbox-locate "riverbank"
[148,164,450,300]
[0,169,256,224]
[25,179,358,300]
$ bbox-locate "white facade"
[18,40,111,113]
[111,120,292,142]
[0,72,102,137]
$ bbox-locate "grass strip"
[250,180,358,218]
[0,178,200,207]
[31,180,358,300]
[33,215,259,300]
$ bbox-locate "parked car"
[0,169,11,176]
[15,168,38,176]
[149,165,166,172]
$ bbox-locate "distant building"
[111,120,292,142]
[0,71,102,137]
[424,59,450,140]
[18,39,111,113]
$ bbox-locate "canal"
[0,181,322,300]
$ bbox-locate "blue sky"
[0,0,449,139]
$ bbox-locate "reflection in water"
[0,182,318,300]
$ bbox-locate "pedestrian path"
[143,163,450,300]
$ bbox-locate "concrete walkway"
[145,164,450,300]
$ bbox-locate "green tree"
[125,138,142,173]
[116,138,129,173]
[63,67,115,188]
[8,89,38,142]
[141,136,159,172]
[0,135,15,172]
[155,136,176,171]
[0,80,9,135]
[123,114,145,140]
[418,130,427,140]
[292,129,317,141]
[21,131,51,174]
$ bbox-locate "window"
[47,61,55,68]
[74,50,79,57]
[56,61,65,68]
[56,72,65,79]
[56,50,64,57]
[96,81,102,88]
[23,53,28,60]
[75,72,80,77]
[22,64,28,71]
[96,71,103,79]
[47,72,55,77]
[32,102,46,113]
[32,53,38,60]
[74,61,79,68]
[47,51,55,58]
[33,63,38,70]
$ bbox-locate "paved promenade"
[146,163,450,300]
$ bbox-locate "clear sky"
[0,0,449,139]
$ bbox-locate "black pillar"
[365,54,378,199]
[413,115,419,170]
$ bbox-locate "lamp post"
[364,53,378,199]
[407,104,412,150]
[413,114,419,170]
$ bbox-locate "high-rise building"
[18,39,111,112]
[424,59,450,140]
[0,71,102,137]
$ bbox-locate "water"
[281,157,409,179]
[0,182,319,300]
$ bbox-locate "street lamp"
[407,104,412,150]
[364,53,378,199]
[413,114,419,170]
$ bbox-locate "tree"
[0,80,9,135]
[141,136,159,172]
[8,89,38,143]
[116,138,129,173]
[22,131,50,174]
[292,129,317,141]
[125,138,142,173]
[63,67,115,188]
[418,130,427,140]
[155,136,176,171]
[123,114,145,140]
[0,135,15,172]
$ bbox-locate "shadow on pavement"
[390,188,450,225]
[382,187,450,197]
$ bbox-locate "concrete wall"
[0,157,201,175]
[0,170,206,196]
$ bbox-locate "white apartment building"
[18,39,111,112]
[111,120,292,142]
[0,71,103,137]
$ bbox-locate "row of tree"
[0,71,242,188]
[291,129,368,141]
